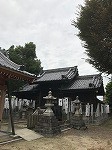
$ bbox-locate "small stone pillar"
[21,103,27,120]
[71,96,86,129]
[27,102,34,129]
[35,91,61,137]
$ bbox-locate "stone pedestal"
[71,115,86,129]
[36,115,60,137]
[35,91,61,137]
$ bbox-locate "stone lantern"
[71,96,87,129]
[35,91,61,136]
[74,96,80,116]
[43,91,56,116]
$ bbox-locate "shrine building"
[14,66,104,111]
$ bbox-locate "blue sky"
[0,0,110,87]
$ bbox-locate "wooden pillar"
[0,86,6,128]
[7,81,15,135]
[0,77,7,122]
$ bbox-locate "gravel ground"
[0,118,112,150]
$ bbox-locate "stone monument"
[35,91,61,137]
[27,102,34,129]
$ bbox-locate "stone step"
[60,123,70,130]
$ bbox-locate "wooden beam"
[0,67,36,82]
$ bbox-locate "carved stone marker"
[35,91,61,137]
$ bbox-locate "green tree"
[8,42,42,75]
[106,81,112,111]
[6,42,42,92]
[73,0,112,74]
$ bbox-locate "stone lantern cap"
[73,96,80,104]
[43,91,56,100]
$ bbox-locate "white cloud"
[0,0,109,87]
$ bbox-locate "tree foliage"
[106,81,112,109]
[6,42,42,92]
[8,42,42,75]
[73,0,112,74]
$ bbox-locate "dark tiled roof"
[19,84,38,92]
[0,51,35,78]
[0,51,20,70]
[62,74,103,90]
[34,66,78,83]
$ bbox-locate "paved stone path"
[16,128,43,141]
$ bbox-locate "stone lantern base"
[35,115,61,137]
[71,115,87,130]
